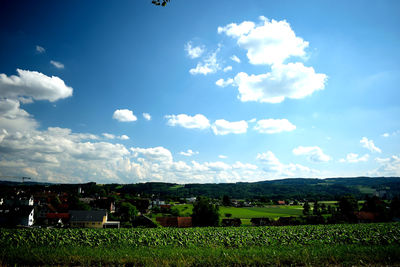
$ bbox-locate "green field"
[175,204,303,222]
[220,205,303,219]
[1,223,399,266]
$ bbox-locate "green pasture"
[174,204,304,220]
[220,205,303,220]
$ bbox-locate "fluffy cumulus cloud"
[50,60,64,69]
[185,42,205,59]
[142,113,151,121]
[254,118,296,134]
[211,119,248,135]
[218,16,308,65]
[292,146,331,163]
[165,114,210,130]
[0,68,319,184]
[370,155,400,176]
[360,137,381,153]
[257,150,318,177]
[215,78,234,87]
[234,63,327,103]
[339,153,369,163]
[0,69,73,102]
[189,49,220,75]
[180,149,199,157]
[113,109,137,122]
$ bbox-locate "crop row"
[1,223,399,248]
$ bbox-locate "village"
[0,181,313,229]
[1,181,398,229]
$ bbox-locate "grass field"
[220,206,303,219]
[1,223,399,266]
[175,204,304,222]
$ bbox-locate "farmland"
[1,223,399,265]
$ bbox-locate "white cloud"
[189,49,220,75]
[381,130,399,138]
[165,114,210,130]
[131,146,173,163]
[230,55,241,63]
[223,66,232,72]
[218,17,308,65]
[0,69,73,102]
[180,149,199,157]
[50,60,64,69]
[218,155,228,159]
[36,45,45,53]
[234,63,327,103]
[113,109,137,122]
[254,118,296,134]
[292,146,331,163]
[215,78,234,87]
[102,133,129,140]
[257,150,318,177]
[119,135,129,140]
[218,21,255,37]
[185,42,204,59]
[103,133,116,139]
[370,155,400,176]
[211,119,248,135]
[143,113,151,121]
[339,153,369,163]
[360,137,381,153]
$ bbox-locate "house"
[150,199,165,208]
[156,216,192,228]
[186,197,196,203]
[92,198,116,213]
[3,195,34,206]
[356,211,376,223]
[69,210,120,228]
[45,213,70,226]
[0,206,35,227]
[277,200,286,205]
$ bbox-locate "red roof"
[46,213,70,219]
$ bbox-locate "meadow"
[176,204,303,218]
[1,223,399,266]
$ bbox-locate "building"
[0,206,35,227]
[69,210,119,228]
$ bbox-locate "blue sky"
[0,0,399,184]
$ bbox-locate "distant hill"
[112,177,400,200]
[1,177,399,200]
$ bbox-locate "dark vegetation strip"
[1,245,400,266]
[1,223,399,248]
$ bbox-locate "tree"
[192,196,220,227]
[338,195,358,222]
[222,195,231,206]
[313,199,321,215]
[119,202,138,223]
[303,201,310,215]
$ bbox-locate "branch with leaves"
[152,0,170,7]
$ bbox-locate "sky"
[0,0,399,184]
